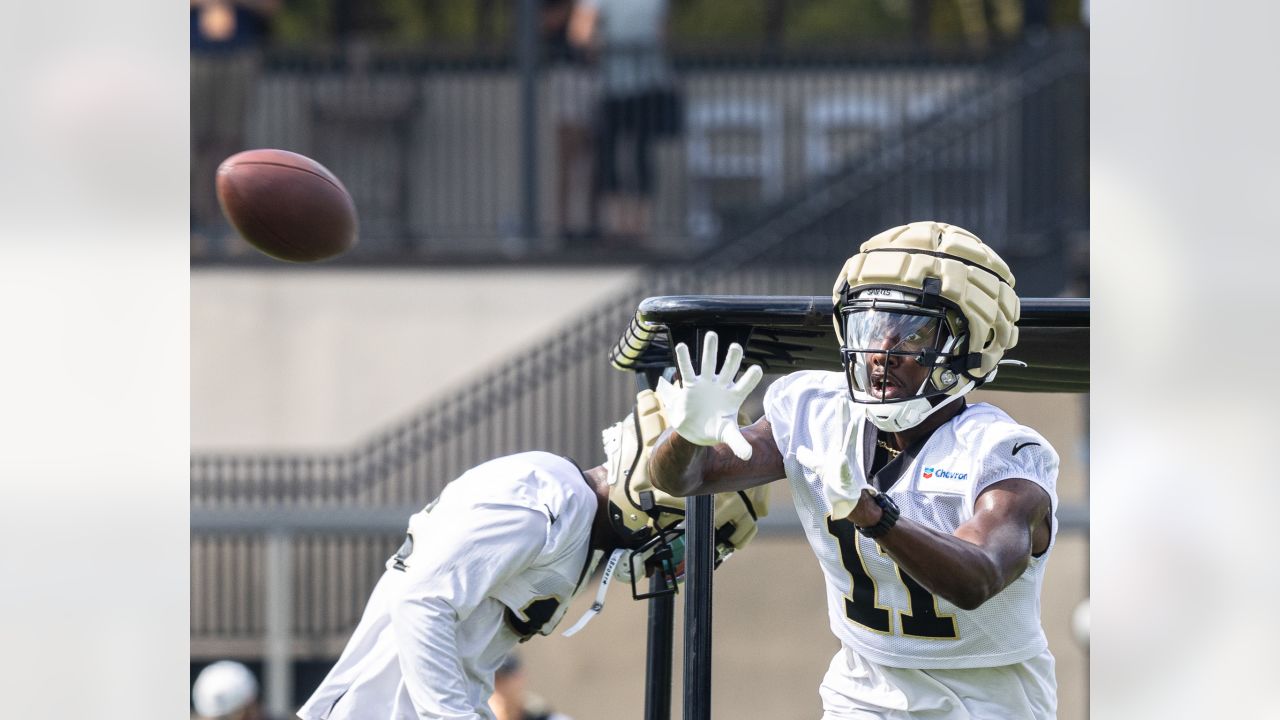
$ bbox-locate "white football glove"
[795,399,870,518]
[655,331,764,461]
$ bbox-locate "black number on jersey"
[825,515,891,632]
[826,516,959,639]
[504,597,562,642]
[895,565,959,639]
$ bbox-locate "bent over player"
[650,221,1060,719]
[299,390,766,720]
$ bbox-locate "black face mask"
[841,307,958,402]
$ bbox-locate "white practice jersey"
[764,371,1059,671]
[298,451,599,720]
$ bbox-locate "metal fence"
[191,33,1085,263]
[191,31,1089,705]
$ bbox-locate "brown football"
[215,149,359,262]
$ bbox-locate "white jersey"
[764,371,1060,671]
[298,452,599,720]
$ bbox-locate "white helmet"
[602,388,769,597]
[832,221,1019,432]
[192,660,258,719]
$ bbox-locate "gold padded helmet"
[832,221,1019,431]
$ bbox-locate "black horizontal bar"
[637,295,1088,329]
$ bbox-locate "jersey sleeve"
[972,429,1060,508]
[388,501,550,718]
[763,371,846,458]
[762,373,802,456]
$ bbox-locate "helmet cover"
[833,221,1019,382]
[831,222,1019,430]
[602,389,770,597]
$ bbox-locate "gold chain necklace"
[876,439,901,459]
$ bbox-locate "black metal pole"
[670,326,745,720]
[637,369,674,720]
[644,575,674,720]
[682,494,714,720]
[516,0,539,247]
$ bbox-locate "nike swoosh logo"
[545,505,558,524]
[1011,442,1040,456]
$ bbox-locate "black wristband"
[856,489,900,539]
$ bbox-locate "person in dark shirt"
[190,0,280,254]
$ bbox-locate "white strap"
[561,548,628,637]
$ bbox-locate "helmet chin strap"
[864,379,975,432]
[562,548,627,637]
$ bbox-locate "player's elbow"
[649,474,679,496]
[649,466,695,497]
[946,588,991,612]
[646,451,701,497]
[944,559,1006,611]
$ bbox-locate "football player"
[650,221,1060,718]
[298,390,767,720]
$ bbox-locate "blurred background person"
[190,0,280,254]
[569,0,675,247]
[487,653,575,720]
[542,0,599,247]
[192,660,264,720]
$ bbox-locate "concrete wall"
[191,266,641,451]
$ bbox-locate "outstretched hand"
[655,331,764,461]
[796,399,869,518]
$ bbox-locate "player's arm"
[649,417,783,496]
[850,478,1052,611]
[389,504,547,718]
[646,332,782,497]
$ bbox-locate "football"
[215,149,359,262]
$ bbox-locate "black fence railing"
[191,533,396,638]
[699,35,1088,283]
[191,34,1086,264]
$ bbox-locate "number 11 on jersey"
[825,515,959,639]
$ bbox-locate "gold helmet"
[832,221,1019,431]
[603,388,769,598]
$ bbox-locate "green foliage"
[379,0,432,42]
[1050,0,1084,25]
[267,0,1083,49]
[273,0,514,47]
[670,0,767,42]
[929,0,966,39]
[784,0,907,44]
[273,0,331,45]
